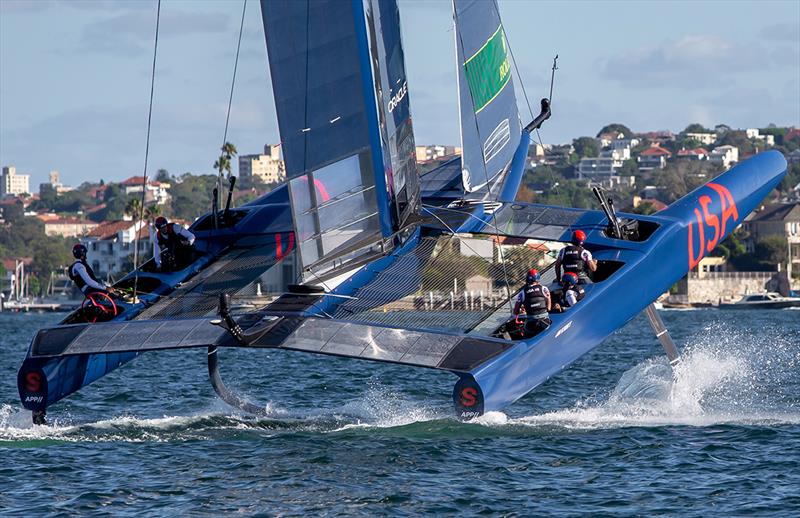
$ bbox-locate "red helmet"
[572,230,587,245]
[562,272,579,286]
[526,269,540,283]
[154,216,168,230]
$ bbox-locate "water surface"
[1,309,799,515]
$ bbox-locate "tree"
[125,198,142,220]
[169,174,218,220]
[754,236,788,267]
[716,130,755,155]
[631,201,657,215]
[683,123,710,134]
[144,204,162,220]
[572,137,599,158]
[619,159,639,176]
[2,201,24,223]
[155,169,171,183]
[596,124,632,138]
[214,142,238,178]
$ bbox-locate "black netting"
[136,247,299,320]
[332,233,554,333]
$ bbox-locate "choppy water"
[1,309,799,515]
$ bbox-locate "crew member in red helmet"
[554,229,597,284]
[153,216,196,272]
[512,269,552,338]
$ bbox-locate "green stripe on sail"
[463,25,511,114]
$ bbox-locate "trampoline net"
[331,232,556,333]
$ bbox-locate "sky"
[1,0,798,188]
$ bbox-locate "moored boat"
[719,292,800,309]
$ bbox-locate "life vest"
[69,259,98,291]
[157,222,179,247]
[564,284,586,307]
[522,283,548,317]
[561,245,586,275]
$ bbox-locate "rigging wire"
[494,0,560,198]
[131,0,162,301]
[452,0,514,312]
[217,0,248,208]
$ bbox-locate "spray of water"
[513,322,800,429]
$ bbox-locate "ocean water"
[1,309,799,515]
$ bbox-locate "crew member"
[69,244,114,296]
[555,229,597,284]
[551,272,585,312]
[153,216,196,272]
[512,269,552,338]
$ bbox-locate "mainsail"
[453,0,523,200]
[260,0,418,275]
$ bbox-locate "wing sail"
[453,0,523,200]
[261,0,419,276]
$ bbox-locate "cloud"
[601,34,770,88]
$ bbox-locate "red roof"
[640,198,668,211]
[86,186,105,198]
[785,128,800,141]
[2,257,33,270]
[85,220,136,240]
[85,203,107,214]
[640,145,672,157]
[677,147,707,156]
[121,176,161,187]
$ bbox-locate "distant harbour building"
[576,149,634,188]
[239,144,286,188]
[742,202,800,278]
[39,170,74,196]
[637,145,672,171]
[635,131,675,145]
[684,132,717,146]
[81,220,151,280]
[120,176,171,205]
[1,166,31,197]
[415,145,462,163]
[676,148,708,161]
[709,145,739,169]
[745,128,774,146]
[42,217,99,238]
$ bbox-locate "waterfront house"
[637,145,671,171]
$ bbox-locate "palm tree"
[214,141,238,208]
[125,198,142,220]
[214,141,238,177]
[144,204,162,221]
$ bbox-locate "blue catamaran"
[17,0,787,424]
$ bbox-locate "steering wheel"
[81,292,118,323]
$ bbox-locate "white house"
[81,220,151,280]
[577,148,629,180]
[637,145,672,171]
[685,132,717,146]
[745,128,774,146]
[709,145,739,169]
[120,176,171,205]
